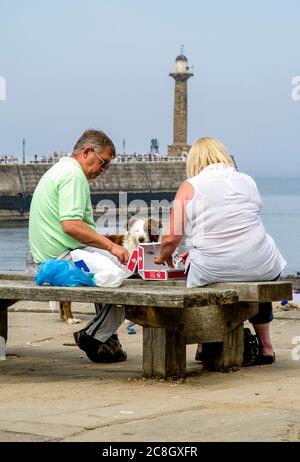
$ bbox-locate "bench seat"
[0,273,292,378]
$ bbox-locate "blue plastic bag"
[35,259,96,287]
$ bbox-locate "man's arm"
[61,220,129,264]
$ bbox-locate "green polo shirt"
[29,157,96,263]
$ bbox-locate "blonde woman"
[155,137,286,365]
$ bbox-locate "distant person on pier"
[155,136,286,366]
[29,129,129,363]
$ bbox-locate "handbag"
[243,327,260,366]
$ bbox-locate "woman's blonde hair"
[186,136,234,179]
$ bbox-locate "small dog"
[105,216,161,255]
[57,216,162,323]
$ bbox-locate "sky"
[0,0,299,176]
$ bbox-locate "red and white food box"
[137,242,187,280]
[126,248,139,274]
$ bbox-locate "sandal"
[244,351,275,367]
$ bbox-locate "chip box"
[126,242,187,280]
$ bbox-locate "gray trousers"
[58,248,125,343]
[85,303,125,343]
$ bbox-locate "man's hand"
[110,243,129,265]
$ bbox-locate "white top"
[185,164,286,288]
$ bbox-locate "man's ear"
[82,146,91,159]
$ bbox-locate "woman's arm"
[155,181,194,266]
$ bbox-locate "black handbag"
[243,327,260,366]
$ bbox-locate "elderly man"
[29,129,129,363]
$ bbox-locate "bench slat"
[0,271,36,281]
[0,273,292,302]
[207,281,292,302]
[0,280,238,308]
[124,279,292,301]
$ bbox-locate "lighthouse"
[168,49,193,157]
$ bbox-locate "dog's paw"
[66,317,82,324]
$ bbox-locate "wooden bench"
[0,272,292,378]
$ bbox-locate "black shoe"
[73,329,100,352]
[73,330,104,363]
[101,334,127,363]
[73,330,127,363]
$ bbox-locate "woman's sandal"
[244,351,276,367]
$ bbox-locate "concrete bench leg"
[0,307,8,343]
[0,300,18,344]
[202,323,244,372]
[143,327,186,378]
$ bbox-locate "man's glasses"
[90,148,111,169]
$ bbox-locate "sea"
[0,176,299,276]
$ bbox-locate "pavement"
[0,301,299,442]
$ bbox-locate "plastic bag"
[70,249,127,288]
[35,259,96,287]
[79,247,124,268]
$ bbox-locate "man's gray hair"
[73,129,116,158]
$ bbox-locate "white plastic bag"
[70,249,127,288]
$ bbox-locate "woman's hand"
[154,254,174,268]
[178,250,189,264]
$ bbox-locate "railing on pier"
[0,154,187,165]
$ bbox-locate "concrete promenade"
[0,301,299,442]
